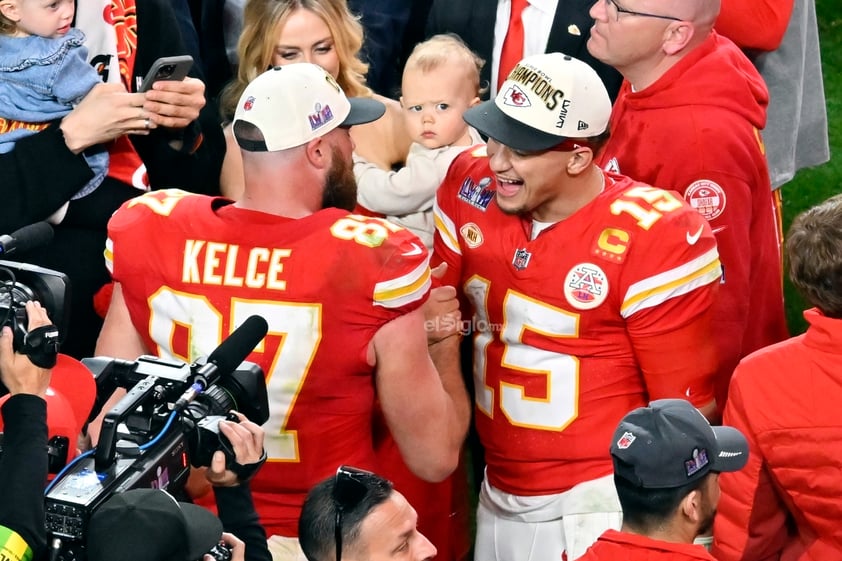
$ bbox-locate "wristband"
[21,324,60,368]
[228,448,267,483]
[0,526,33,561]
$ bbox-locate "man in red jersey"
[433,52,721,561]
[92,63,470,560]
[587,0,790,410]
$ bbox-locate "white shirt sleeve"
[354,128,484,216]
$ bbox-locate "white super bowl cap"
[464,53,611,152]
[233,63,385,152]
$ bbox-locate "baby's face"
[7,0,74,38]
[400,60,479,150]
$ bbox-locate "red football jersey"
[106,189,431,536]
[434,149,721,496]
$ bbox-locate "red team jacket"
[580,530,718,561]
[597,32,789,410]
[434,149,722,496]
[712,309,842,561]
[105,189,433,536]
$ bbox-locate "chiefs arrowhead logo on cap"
[503,85,532,108]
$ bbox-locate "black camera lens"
[159,64,176,77]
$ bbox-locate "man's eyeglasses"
[604,0,681,21]
[333,466,373,561]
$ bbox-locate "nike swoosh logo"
[402,243,423,257]
[711,226,727,235]
[686,225,704,245]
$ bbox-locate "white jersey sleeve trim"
[104,236,114,275]
[373,259,431,309]
[433,201,461,256]
[621,247,721,318]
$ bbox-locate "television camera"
[0,223,271,561]
[0,222,67,372]
[44,314,270,561]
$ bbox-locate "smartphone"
[138,55,194,92]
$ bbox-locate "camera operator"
[83,410,271,561]
[206,411,272,561]
[0,301,54,561]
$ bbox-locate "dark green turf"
[779,0,840,334]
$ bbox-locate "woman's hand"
[60,83,151,153]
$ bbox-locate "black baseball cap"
[87,489,223,561]
[610,399,749,489]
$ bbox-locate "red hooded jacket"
[597,32,788,410]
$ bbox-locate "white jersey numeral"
[148,289,321,462]
[466,278,580,431]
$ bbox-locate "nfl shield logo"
[512,248,532,270]
[617,431,636,449]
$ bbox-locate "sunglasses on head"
[332,465,375,561]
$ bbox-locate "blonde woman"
[218,0,410,198]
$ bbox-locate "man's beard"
[322,147,357,211]
[697,491,717,535]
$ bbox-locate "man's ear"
[0,0,21,23]
[566,147,594,176]
[679,488,704,524]
[662,21,695,55]
[303,137,330,170]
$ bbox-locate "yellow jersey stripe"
[104,237,114,274]
[621,247,721,316]
[374,260,431,308]
[433,203,461,255]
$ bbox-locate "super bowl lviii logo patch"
[685,180,726,221]
[458,176,494,210]
[685,448,710,477]
[564,263,609,310]
[308,103,334,131]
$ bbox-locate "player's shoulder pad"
[328,214,430,306]
[328,213,427,257]
[439,145,494,203]
[448,144,488,175]
[596,178,718,256]
[109,189,203,230]
[607,179,706,230]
